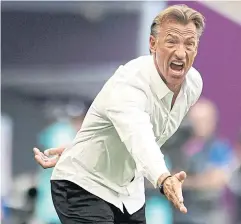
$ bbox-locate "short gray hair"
[151,4,205,39]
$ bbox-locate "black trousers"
[51,180,146,224]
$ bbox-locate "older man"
[34,4,204,224]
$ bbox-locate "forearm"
[106,83,170,188]
[123,132,170,187]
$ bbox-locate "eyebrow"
[186,37,196,41]
[166,34,179,39]
[166,34,196,42]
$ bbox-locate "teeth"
[172,61,183,65]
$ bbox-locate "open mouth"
[170,61,184,73]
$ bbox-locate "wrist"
[157,172,172,187]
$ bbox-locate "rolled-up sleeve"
[105,81,169,188]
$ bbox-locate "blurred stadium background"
[1,1,241,224]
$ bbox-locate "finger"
[35,155,58,168]
[35,155,48,168]
[33,147,41,155]
[172,187,187,214]
[43,159,58,168]
[174,182,184,203]
[169,192,187,214]
[164,182,187,214]
[166,190,182,209]
[33,148,48,160]
[44,147,65,156]
[174,194,187,214]
[179,203,188,214]
[33,148,47,160]
[45,155,60,167]
[175,171,187,183]
[164,184,180,206]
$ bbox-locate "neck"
[164,82,181,95]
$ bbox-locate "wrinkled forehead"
[159,20,198,39]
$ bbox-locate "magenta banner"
[168,1,241,142]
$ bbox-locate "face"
[150,20,199,88]
[189,101,217,138]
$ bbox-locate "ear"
[193,49,198,58]
[149,35,157,54]
[193,40,199,57]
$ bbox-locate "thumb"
[175,171,187,182]
[44,147,65,156]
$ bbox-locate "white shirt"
[51,55,203,214]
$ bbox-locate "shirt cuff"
[138,158,170,188]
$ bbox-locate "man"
[33,4,205,224]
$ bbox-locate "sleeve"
[105,81,170,188]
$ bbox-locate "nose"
[174,45,186,60]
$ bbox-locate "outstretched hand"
[33,147,65,169]
[160,171,187,214]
